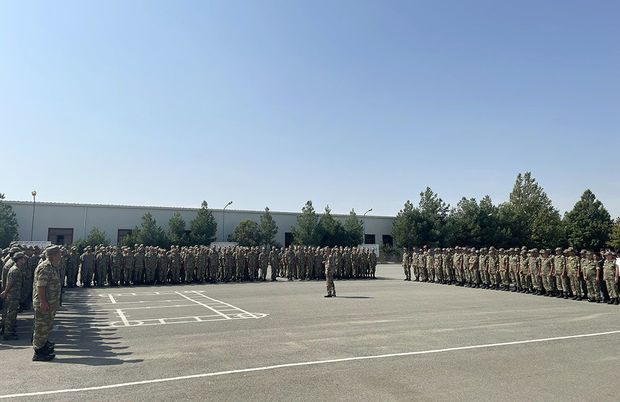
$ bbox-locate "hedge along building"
[6,201,395,248]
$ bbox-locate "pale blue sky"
[1,1,618,217]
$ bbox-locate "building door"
[48,228,74,245]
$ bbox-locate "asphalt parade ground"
[2,264,620,401]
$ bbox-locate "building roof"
[6,200,395,219]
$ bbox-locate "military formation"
[1,243,377,360]
[46,244,378,287]
[402,246,620,304]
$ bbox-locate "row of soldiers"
[2,244,378,290]
[402,246,620,304]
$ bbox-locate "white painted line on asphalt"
[191,291,258,319]
[108,294,117,304]
[116,309,130,327]
[175,291,231,320]
[3,329,620,398]
[99,304,195,311]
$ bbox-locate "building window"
[364,234,375,244]
[118,229,132,243]
[382,235,393,246]
[48,228,74,245]
[285,232,295,247]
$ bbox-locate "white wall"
[7,201,394,247]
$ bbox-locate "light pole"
[30,190,37,241]
[223,201,233,242]
[363,208,372,245]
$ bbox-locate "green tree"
[531,207,565,249]
[259,207,279,247]
[317,205,348,247]
[391,200,425,248]
[0,193,19,248]
[564,190,612,250]
[607,218,620,251]
[190,201,217,245]
[343,209,364,246]
[447,196,503,248]
[168,212,189,246]
[292,201,320,246]
[117,230,138,248]
[418,187,449,247]
[505,172,558,247]
[72,227,110,252]
[134,212,169,248]
[231,219,261,246]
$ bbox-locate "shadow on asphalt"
[47,291,143,366]
[335,296,374,299]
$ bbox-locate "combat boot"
[32,348,55,362]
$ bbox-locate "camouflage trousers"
[325,273,336,296]
[403,264,411,280]
[271,264,278,281]
[435,267,444,282]
[81,267,93,286]
[510,269,520,289]
[2,298,20,336]
[585,271,600,301]
[541,272,553,292]
[454,268,463,283]
[110,266,122,285]
[554,273,565,293]
[96,267,107,286]
[569,273,582,297]
[32,307,57,350]
[605,278,618,299]
[500,270,510,286]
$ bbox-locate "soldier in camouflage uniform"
[66,247,79,288]
[157,248,168,284]
[324,248,336,297]
[552,248,566,298]
[32,246,63,361]
[80,246,95,287]
[565,248,581,300]
[603,251,618,304]
[269,248,279,281]
[110,247,122,286]
[122,247,134,286]
[518,248,529,293]
[0,252,26,340]
[95,246,109,287]
[134,245,146,285]
[583,251,601,303]
[540,249,553,296]
[144,247,158,285]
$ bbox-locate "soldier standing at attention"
[269,248,279,281]
[324,248,336,297]
[566,248,581,300]
[0,252,27,340]
[80,246,95,287]
[110,247,122,286]
[552,248,567,298]
[66,247,79,288]
[32,245,63,362]
[583,251,601,303]
[402,248,411,281]
[259,247,269,281]
[603,251,618,305]
[134,245,146,285]
[540,249,553,296]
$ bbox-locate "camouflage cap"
[46,245,62,256]
[12,252,27,260]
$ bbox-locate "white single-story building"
[6,201,395,248]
